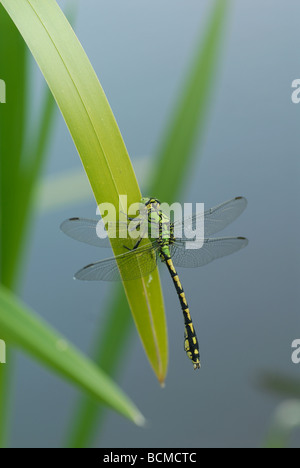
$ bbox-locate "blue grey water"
[10,0,300,447]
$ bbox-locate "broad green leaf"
[1,0,167,382]
[68,0,229,448]
[0,285,144,426]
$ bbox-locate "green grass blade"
[0,6,27,447]
[25,87,56,183]
[0,5,27,289]
[8,0,77,290]
[1,0,167,381]
[0,285,144,426]
[11,88,57,291]
[0,1,76,448]
[150,0,228,202]
[259,372,300,400]
[67,0,229,448]
[67,287,132,446]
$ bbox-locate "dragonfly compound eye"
[140,197,151,206]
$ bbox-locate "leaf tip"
[160,380,166,389]
[134,412,146,428]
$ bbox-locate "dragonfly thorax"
[141,198,175,247]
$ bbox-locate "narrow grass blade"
[67,0,230,448]
[4,0,77,290]
[1,0,167,381]
[67,287,132,446]
[0,285,144,426]
[259,372,300,399]
[25,88,56,183]
[0,5,27,289]
[0,6,27,447]
[13,88,57,291]
[150,0,229,202]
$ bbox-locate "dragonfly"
[61,196,248,370]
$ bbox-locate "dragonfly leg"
[120,210,143,222]
[128,223,140,232]
[123,238,143,251]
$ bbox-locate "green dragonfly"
[61,196,248,370]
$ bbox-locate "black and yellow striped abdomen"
[161,252,201,370]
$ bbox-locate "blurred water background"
[10,0,300,447]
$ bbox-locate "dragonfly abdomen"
[162,252,201,370]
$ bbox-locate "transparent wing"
[174,196,247,239]
[60,217,146,248]
[170,237,248,268]
[75,243,160,281]
[60,218,110,247]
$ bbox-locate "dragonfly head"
[141,197,161,208]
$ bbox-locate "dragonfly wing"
[60,218,139,248]
[60,218,111,247]
[174,196,247,238]
[75,243,159,281]
[170,237,248,268]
